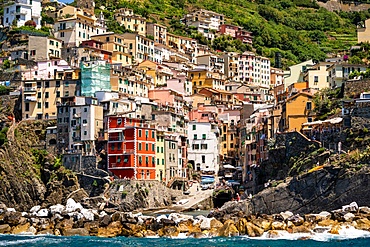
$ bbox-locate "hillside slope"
[92,0,369,68]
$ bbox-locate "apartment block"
[3,0,42,28]
[114,8,146,36]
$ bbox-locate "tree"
[25,20,36,28]
[348,55,363,64]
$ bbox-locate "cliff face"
[251,165,370,215]
[0,120,85,211]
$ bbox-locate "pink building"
[219,24,253,45]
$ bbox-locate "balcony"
[24,96,36,102]
[72,124,81,130]
[32,12,40,18]
[72,136,81,142]
[23,87,37,92]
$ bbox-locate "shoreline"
[0,200,370,239]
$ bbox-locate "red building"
[107,117,156,180]
[81,40,112,63]
[219,24,253,45]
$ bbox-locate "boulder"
[290,224,312,233]
[56,218,74,232]
[157,226,179,237]
[218,219,239,237]
[343,213,355,222]
[236,218,248,234]
[50,204,65,215]
[63,228,89,236]
[354,218,370,231]
[188,231,207,238]
[210,219,223,229]
[37,209,49,217]
[98,221,123,237]
[99,214,111,227]
[65,198,83,213]
[37,229,54,235]
[4,211,23,226]
[245,222,264,237]
[287,214,304,226]
[143,230,157,237]
[342,202,358,213]
[168,213,193,224]
[266,230,289,238]
[84,221,100,236]
[30,206,41,214]
[27,226,37,235]
[271,221,286,230]
[0,224,11,234]
[252,217,272,231]
[111,212,122,222]
[318,219,336,227]
[280,211,293,221]
[359,207,370,214]
[81,209,94,221]
[12,222,31,234]
[329,224,341,234]
[177,219,197,233]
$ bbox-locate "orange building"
[107,117,156,180]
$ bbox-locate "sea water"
[0,233,369,247]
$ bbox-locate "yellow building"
[114,8,146,36]
[137,60,172,86]
[282,92,315,132]
[167,33,180,50]
[91,33,132,65]
[22,74,80,120]
[303,62,333,90]
[190,93,212,109]
[156,130,166,181]
[188,69,225,94]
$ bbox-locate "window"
[45,81,49,88]
[84,131,87,135]
[194,134,197,140]
[192,125,196,130]
[84,108,87,112]
[45,92,49,98]
[138,130,142,137]
[145,143,148,151]
[111,144,115,150]
[37,102,41,109]
[138,143,142,150]
[139,156,142,163]
[161,147,164,153]
[306,101,312,110]
[152,131,155,138]
[201,144,208,149]
[146,156,149,165]
[37,92,41,98]
[45,102,49,108]
[56,91,60,98]
[202,134,206,140]
[152,144,155,151]
[202,155,205,163]
[117,118,122,125]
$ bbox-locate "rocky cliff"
[0,119,87,211]
[251,164,370,215]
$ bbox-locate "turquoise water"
[0,235,369,247]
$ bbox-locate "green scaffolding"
[80,61,111,96]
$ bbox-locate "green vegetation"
[313,88,342,120]
[0,86,10,95]
[0,127,9,146]
[84,0,370,68]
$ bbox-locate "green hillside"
[88,0,370,68]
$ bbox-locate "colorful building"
[107,117,156,180]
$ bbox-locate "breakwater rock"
[0,199,369,238]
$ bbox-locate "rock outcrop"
[0,120,86,211]
[250,165,370,215]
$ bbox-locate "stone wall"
[345,79,370,99]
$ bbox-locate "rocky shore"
[0,199,369,238]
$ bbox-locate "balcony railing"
[23,87,37,92]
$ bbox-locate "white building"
[187,122,220,174]
[53,6,106,47]
[57,96,103,155]
[3,0,42,29]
